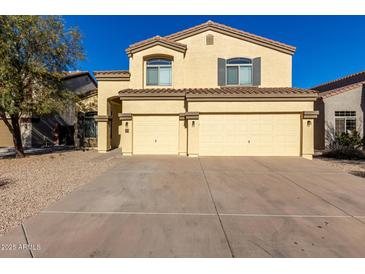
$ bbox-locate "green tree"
[0,16,84,157]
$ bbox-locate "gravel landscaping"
[0,150,120,235]
[314,156,365,178]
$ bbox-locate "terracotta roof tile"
[165,20,296,54]
[119,87,317,98]
[125,20,296,56]
[319,81,365,99]
[94,70,130,81]
[94,70,130,76]
[126,36,187,56]
[312,70,365,92]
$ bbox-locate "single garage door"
[133,115,179,155]
[0,119,13,147]
[199,114,300,156]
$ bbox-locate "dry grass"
[0,150,120,235]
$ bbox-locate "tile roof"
[126,20,296,56]
[119,87,317,98]
[62,71,97,86]
[318,82,365,99]
[312,70,365,92]
[94,70,130,81]
[126,36,187,57]
[166,20,296,54]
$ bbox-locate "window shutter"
[252,57,261,86]
[218,58,226,86]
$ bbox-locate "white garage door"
[199,114,300,156]
[133,115,179,155]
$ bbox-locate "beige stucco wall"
[187,118,199,156]
[188,101,313,113]
[122,100,185,114]
[119,119,133,155]
[98,81,128,116]
[302,118,314,159]
[97,80,129,152]
[129,46,185,89]
[128,30,292,89]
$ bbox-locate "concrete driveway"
[1,156,365,257]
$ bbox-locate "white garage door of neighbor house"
[133,115,179,155]
[199,114,300,156]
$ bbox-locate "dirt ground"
[0,150,120,235]
[314,156,365,178]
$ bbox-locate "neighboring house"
[0,71,98,148]
[312,71,365,150]
[94,20,318,159]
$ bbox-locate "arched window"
[146,58,172,86]
[226,58,252,85]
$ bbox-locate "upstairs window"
[146,58,172,86]
[226,58,252,86]
[335,111,356,134]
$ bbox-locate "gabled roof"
[94,70,130,81]
[119,87,317,100]
[318,82,365,99]
[126,36,187,57]
[312,70,365,98]
[125,20,296,57]
[166,20,296,55]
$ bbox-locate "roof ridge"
[164,20,296,53]
[319,81,365,99]
[127,35,186,51]
[94,70,130,74]
[312,70,365,91]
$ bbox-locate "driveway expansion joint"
[198,158,235,258]
[21,223,34,258]
[279,173,365,225]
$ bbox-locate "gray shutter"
[218,58,226,86]
[252,57,261,86]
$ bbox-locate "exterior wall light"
[125,122,129,128]
[192,121,195,127]
[307,120,312,127]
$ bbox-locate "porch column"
[186,112,199,157]
[302,111,319,160]
[118,113,133,156]
[95,115,111,152]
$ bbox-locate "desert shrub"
[323,130,365,160]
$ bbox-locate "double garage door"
[132,114,300,156]
[199,114,300,156]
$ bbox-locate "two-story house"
[94,21,318,159]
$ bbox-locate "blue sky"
[64,16,365,88]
